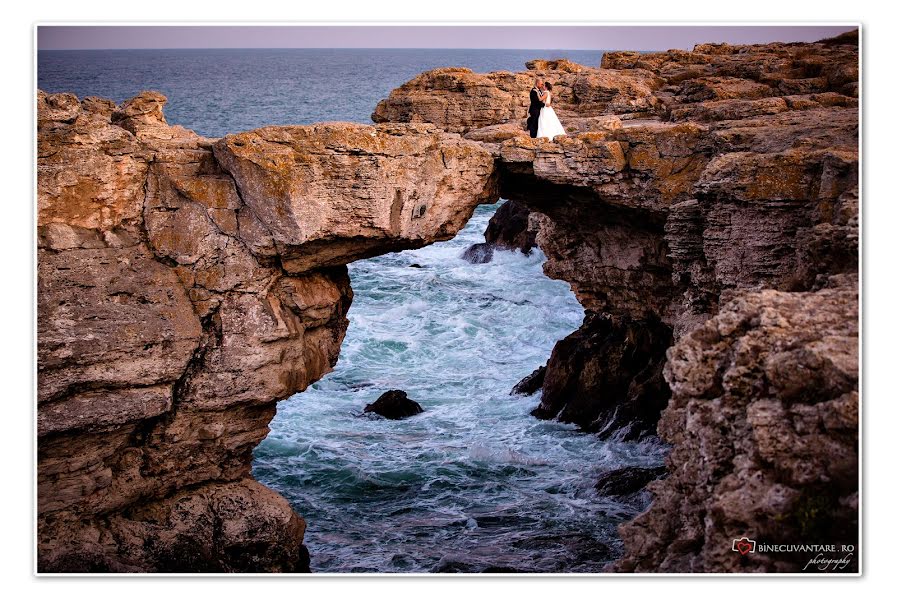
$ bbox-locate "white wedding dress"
[536,91,566,140]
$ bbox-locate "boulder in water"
[364,390,424,420]
[531,312,672,441]
[594,466,666,498]
[511,365,546,396]
[484,200,538,255]
[460,242,494,264]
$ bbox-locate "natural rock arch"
[37,31,859,572]
[37,91,497,571]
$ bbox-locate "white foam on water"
[253,201,666,573]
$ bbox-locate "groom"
[526,78,545,138]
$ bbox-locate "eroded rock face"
[532,313,672,440]
[395,36,858,434]
[37,90,497,572]
[613,281,859,573]
[601,32,859,104]
[40,478,310,573]
[212,123,497,272]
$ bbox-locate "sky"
[37,25,857,51]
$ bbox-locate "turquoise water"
[253,203,665,572]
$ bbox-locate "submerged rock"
[594,466,666,498]
[364,390,424,420]
[510,365,546,396]
[460,242,495,264]
[513,533,615,566]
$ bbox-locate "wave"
[254,202,665,573]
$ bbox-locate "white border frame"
[30,19,864,581]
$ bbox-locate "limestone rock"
[532,313,672,440]
[37,90,498,572]
[373,32,858,491]
[525,58,587,72]
[37,246,201,433]
[613,283,858,573]
[212,123,498,272]
[463,122,530,143]
[112,90,168,135]
[372,65,663,133]
[38,479,310,573]
[601,37,858,101]
[38,92,153,232]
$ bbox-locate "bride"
[536,82,566,140]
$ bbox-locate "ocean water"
[254,204,665,573]
[38,48,605,138]
[38,48,664,573]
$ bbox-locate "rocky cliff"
[37,91,496,571]
[374,30,859,571]
[37,30,859,573]
[614,281,858,572]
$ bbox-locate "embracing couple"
[526,78,566,141]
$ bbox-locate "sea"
[38,48,665,573]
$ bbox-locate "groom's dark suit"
[526,87,544,138]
